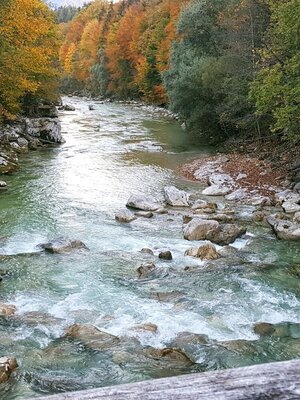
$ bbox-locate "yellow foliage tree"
[0,0,59,120]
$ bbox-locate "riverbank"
[0,114,65,181]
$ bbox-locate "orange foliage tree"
[0,0,59,120]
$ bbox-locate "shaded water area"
[0,97,300,399]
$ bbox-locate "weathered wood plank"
[36,359,300,400]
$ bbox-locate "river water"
[0,97,300,399]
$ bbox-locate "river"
[0,97,300,399]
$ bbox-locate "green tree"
[251,0,300,142]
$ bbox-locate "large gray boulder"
[126,194,161,211]
[163,186,190,207]
[183,218,246,245]
[267,214,300,240]
[183,219,219,241]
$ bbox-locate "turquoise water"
[0,98,299,399]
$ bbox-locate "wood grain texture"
[35,359,300,400]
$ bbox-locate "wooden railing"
[36,359,300,399]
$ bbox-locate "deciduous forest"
[0,0,299,144]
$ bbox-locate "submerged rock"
[126,194,161,211]
[0,357,18,383]
[115,210,136,223]
[185,241,219,260]
[143,347,193,365]
[40,238,88,253]
[170,332,209,348]
[15,311,63,326]
[163,186,190,207]
[65,324,119,350]
[134,211,153,218]
[254,321,300,339]
[130,323,158,333]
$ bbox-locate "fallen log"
[35,359,300,399]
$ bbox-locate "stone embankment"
[0,105,64,186]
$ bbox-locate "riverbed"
[0,97,300,399]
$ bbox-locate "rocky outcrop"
[163,186,190,207]
[0,357,18,383]
[24,118,64,144]
[126,194,161,211]
[40,238,88,253]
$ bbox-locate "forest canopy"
[59,0,300,143]
[0,0,298,144]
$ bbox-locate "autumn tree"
[0,0,59,120]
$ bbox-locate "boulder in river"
[137,262,156,278]
[0,357,18,383]
[0,303,16,317]
[0,181,7,191]
[183,218,246,245]
[185,241,219,260]
[65,324,119,350]
[143,347,194,365]
[141,248,154,256]
[40,238,88,253]
[183,218,219,241]
[126,194,161,211]
[62,105,75,111]
[158,250,173,260]
[267,214,300,241]
[163,186,190,207]
[115,210,137,223]
[134,211,153,218]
